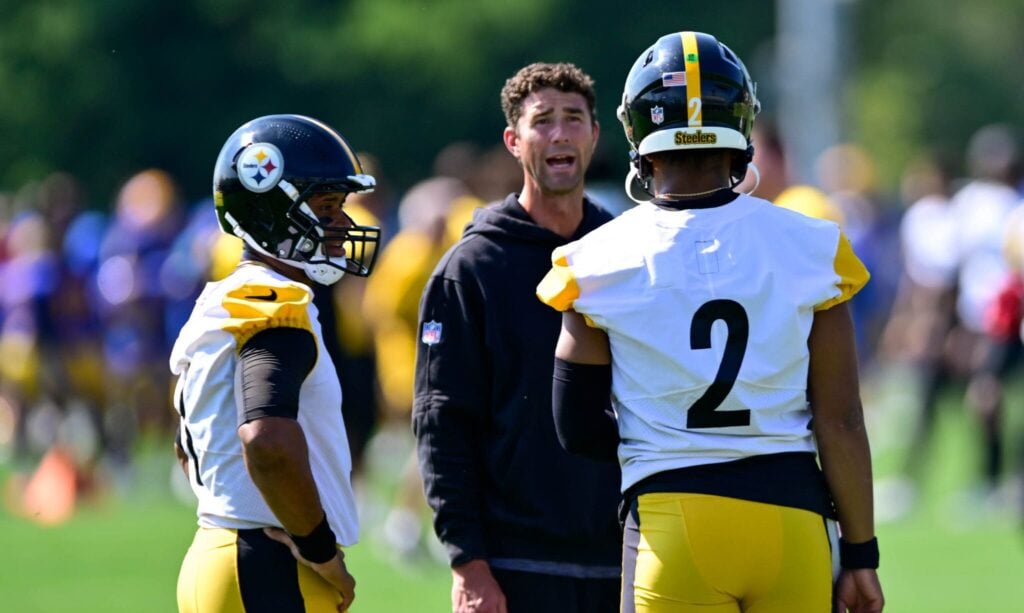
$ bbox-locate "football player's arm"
[551,310,619,462]
[236,327,356,608]
[807,303,884,613]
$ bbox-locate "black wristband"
[289,515,338,564]
[839,537,879,569]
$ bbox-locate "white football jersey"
[169,261,358,545]
[538,194,869,491]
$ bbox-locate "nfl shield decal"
[421,321,443,345]
[651,105,665,125]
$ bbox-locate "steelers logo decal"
[238,143,285,193]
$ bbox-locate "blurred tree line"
[851,0,1024,187]
[0,0,1021,204]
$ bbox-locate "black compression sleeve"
[552,358,619,463]
[237,327,317,426]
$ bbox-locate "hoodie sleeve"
[412,268,491,567]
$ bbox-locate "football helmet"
[213,114,381,284]
[617,31,760,200]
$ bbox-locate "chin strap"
[223,210,348,286]
[624,150,761,203]
[301,257,347,286]
[624,166,653,204]
[737,162,760,195]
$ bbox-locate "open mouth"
[322,236,347,255]
[320,227,349,257]
[546,154,576,169]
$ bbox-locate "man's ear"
[591,120,601,153]
[503,126,519,159]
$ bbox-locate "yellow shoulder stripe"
[221,283,314,348]
[536,251,579,312]
[815,232,870,312]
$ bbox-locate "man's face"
[504,88,599,196]
[306,191,352,258]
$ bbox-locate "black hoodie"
[413,193,621,570]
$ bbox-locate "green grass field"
[2,374,1023,612]
[0,429,450,613]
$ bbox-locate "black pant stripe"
[620,500,641,613]
[236,529,305,612]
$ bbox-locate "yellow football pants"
[622,493,837,613]
[177,527,343,613]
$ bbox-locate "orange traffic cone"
[20,445,78,525]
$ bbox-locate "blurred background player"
[949,124,1022,510]
[363,175,481,561]
[1,172,108,523]
[876,151,960,519]
[172,114,381,612]
[95,169,187,482]
[816,143,902,365]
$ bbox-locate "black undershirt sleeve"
[237,327,317,426]
[551,358,620,463]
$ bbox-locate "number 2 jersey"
[169,261,358,545]
[537,192,869,511]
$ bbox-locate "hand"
[264,527,356,612]
[451,559,507,613]
[834,568,884,613]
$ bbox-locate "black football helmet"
[213,114,381,284]
[617,31,760,201]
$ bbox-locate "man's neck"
[242,250,308,284]
[651,161,731,200]
[518,183,585,239]
[654,176,730,199]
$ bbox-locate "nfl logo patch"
[421,321,443,345]
[651,105,665,125]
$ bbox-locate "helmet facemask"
[274,178,379,284]
[222,176,380,285]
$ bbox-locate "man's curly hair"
[500,62,597,129]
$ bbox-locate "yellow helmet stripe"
[681,31,703,127]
